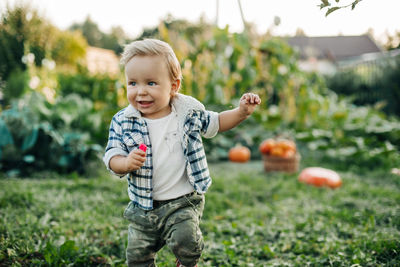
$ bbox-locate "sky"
[3,0,399,44]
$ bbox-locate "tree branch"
[319,0,364,16]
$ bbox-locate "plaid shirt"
[103,94,219,210]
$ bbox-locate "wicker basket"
[262,153,301,173]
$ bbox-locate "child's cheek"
[127,90,136,106]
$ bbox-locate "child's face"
[125,55,179,119]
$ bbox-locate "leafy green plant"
[43,240,79,266]
[56,70,125,145]
[0,92,102,176]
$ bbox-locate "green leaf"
[44,242,57,264]
[319,0,331,9]
[21,127,39,151]
[58,155,70,167]
[59,240,78,258]
[262,244,275,258]
[23,155,35,163]
[326,7,340,16]
[0,119,14,146]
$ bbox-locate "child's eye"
[129,81,136,86]
[148,81,156,86]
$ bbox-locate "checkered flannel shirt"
[103,94,219,210]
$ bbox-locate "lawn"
[1,161,399,266]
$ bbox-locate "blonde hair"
[120,39,182,84]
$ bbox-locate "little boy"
[103,39,261,267]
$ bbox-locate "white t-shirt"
[143,111,194,200]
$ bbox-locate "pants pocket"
[123,202,140,221]
[184,192,205,218]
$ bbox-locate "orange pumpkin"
[278,139,296,152]
[259,138,297,158]
[259,138,275,154]
[270,146,284,157]
[282,149,295,158]
[229,145,251,163]
[298,167,342,189]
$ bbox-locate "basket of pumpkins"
[259,138,300,173]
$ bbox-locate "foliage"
[50,29,87,67]
[0,93,102,176]
[1,68,29,103]
[69,16,131,55]
[0,162,399,266]
[327,56,400,116]
[384,31,400,50]
[294,92,400,171]
[319,0,364,16]
[0,2,43,80]
[0,2,87,105]
[56,69,125,144]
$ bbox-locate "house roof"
[286,35,382,61]
[86,46,120,76]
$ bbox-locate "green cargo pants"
[123,192,205,267]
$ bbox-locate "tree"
[69,17,129,54]
[100,26,128,54]
[384,31,400,50]
[0,3,88,78]
[0,3,88,106]
[0,3,48,80]
[51,29,87,66]
[319,0,363,16]
[69,16,103,47]
[0,2,55,105]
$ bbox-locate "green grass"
[1,161,399,266]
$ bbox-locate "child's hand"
[239,93,261,117]
[124,149,146,172]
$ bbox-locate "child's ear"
[170,79,181,96]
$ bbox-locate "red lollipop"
[139,144,147,152]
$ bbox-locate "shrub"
[327,56,400,117]
[0,93,102,176]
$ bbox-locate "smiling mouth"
[137,100,153,107]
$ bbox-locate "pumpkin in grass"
[298,167,342,189]
[229,145,251,163]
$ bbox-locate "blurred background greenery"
[1,3,399,177]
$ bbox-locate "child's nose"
[138,85,147,95]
